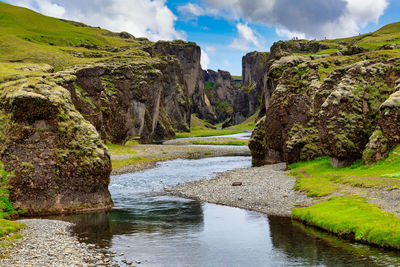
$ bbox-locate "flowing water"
[54,156,400,266]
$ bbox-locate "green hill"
[0,1,151,79]
[325,22,400,51]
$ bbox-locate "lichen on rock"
[0,77,112,215]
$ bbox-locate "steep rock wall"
[58,57,190,143]
[249,40,400,167]
[147,40,218,123]
[0,76,112,215]
[204,69,238,122]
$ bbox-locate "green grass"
[190,140,247,146]
[106,141,138,155]
[328,22,400,51]
[292,196,400,250]
[290,145,400,249]
[0,2,149,73]
[0,161,25,252]
[176,113,256,138]
[289,145,400,196]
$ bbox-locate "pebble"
[170,163,315,217]
[0,219,116,267]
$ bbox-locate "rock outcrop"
[363,81,400,164]
[58,57,190,144]
[0,77,112,215]
[249,38,400,167]
[147,40,217,123]
[232,52,269,124]
[203,69,238,122]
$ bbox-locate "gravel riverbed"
[0,219,118,267]
[168,163,315,217]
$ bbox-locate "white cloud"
[200,48,210,69]
[205,45,216,54]
[275,28,306,40]
[230,38,249,51]
[181,0,389,39]
[13,0,185,41]
[222,60,230,67]
[230,23,262,51]
[178,3,207,18]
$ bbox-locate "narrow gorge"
[1,1,400,266]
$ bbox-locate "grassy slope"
[176,113,256,138]
[290,146,400,249]
[0,1,149,77]
[332,22,400,50]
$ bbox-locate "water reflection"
[49,157,400,266]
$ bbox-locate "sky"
[6,0,400,75]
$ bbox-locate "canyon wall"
[249,39,400,167]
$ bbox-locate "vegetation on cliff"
[0,2,197,218]
[243,21,400,249]
[176,114,255,138]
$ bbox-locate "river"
[52,156,400,266]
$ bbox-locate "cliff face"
[231,52,269,125]
[147,40,217,123]
[249,38,400,167]
[59,58,190,144]
[0,3,210,215]
[0,76,112,215]
[204,69,238,122]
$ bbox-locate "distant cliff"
[203,69,239,122]
[231,52,269,125]
[147,40,218,123]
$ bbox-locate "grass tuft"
[293,196,400,249]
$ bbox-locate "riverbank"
[110,143,250,174]
[1,219,114,267]
[167,163,315,217]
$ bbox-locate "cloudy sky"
[7,0,400,75]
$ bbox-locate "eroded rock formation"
[249,39,400,167]
[0,77,112,215]
[147,40,217,123]
[203,69,238,122]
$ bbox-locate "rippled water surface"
[54,157,400,266]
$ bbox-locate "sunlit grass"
[293,196,400,249]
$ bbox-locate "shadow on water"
[49,157,400,266]
[269,216,400,267]
[53,197,204,249]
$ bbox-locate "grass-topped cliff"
[248,21,400,249]
[0,2,199,220]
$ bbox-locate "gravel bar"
[0,219,117,267]
[168,163,315,217]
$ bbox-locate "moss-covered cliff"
[249,22,400,168]
[0,2,204,214]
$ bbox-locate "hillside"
[0,1,152,76]
[0,2,204,215]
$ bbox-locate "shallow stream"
[55,156,400,266]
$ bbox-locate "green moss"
[191,140,247,146]
[204,81,216,102]
[292,196,400,249]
